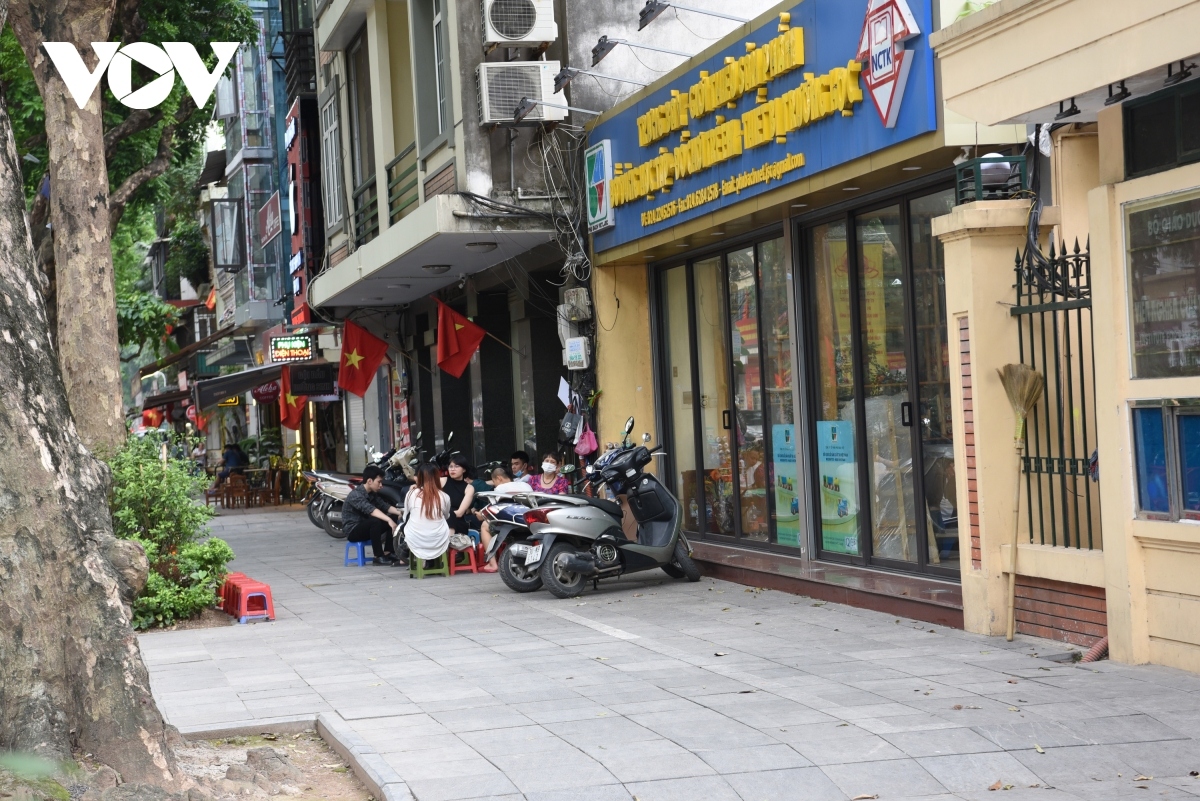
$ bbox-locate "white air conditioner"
[477,61,566,125]
[482,0,557,48]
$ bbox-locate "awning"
[142,389,192,410]
[139,324,237,378]
[197,149,227,187]
[192,364,282,411]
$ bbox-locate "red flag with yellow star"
[279,366,307,430]
[338,320,389,397]
[436,299,486,379]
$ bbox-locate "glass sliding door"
[759,239,800,549]
[694,256,736,536]
[662,265,701,531]
[809,220,862,558]
[727,247,768,541]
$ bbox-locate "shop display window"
[1126,188,1200,378]
[1131,401,1200,521]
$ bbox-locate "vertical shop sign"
[772,424,800,547]
[817,420,857,553]
[585,140,615,232]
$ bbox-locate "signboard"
[289,362,338,396]
[816,420,858,554]
[251,381,281,404]
[589,0,936,252]
[217,395,240,407]
[270,333,314,363]
[258,190,282,246]
[585,140,615,232]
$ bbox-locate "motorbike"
[311,445,419,538]
[515,416,701,599]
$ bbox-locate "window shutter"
[318,77,347,233]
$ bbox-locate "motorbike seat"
[578,495,622,519]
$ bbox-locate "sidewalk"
[141,509,1200,801]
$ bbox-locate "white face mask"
[541,462,557,474]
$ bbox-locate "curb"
[177,713,413,801]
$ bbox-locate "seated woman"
[522,452,570,495]
[440,454,476,540]
[403,464,451,565]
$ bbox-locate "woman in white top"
[403,464,451,562]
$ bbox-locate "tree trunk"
[8,0,126,455]
[0,1,182,788]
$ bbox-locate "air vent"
[482,0,557,48]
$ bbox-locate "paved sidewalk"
[142,509,1200,801]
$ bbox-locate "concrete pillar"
[933,200,1059,636]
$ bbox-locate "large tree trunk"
[0,0,182,788]
[8,0,126,455]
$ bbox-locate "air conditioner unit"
[477,61,566,125]
[482,0,557,48]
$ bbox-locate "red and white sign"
[251,381,281,404]
[258,190,282,246]
[856,0,921,129]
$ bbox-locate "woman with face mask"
[523,452,570,495]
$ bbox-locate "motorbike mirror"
[624,416,635,434]
[561,464,576,475]
[445,431,454,443]
[642,432,651,444]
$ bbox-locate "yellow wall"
[1089,161,1200,672]
[593,263,657,455]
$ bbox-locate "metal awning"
[192,364,282,411]
[142,389,192,410]
[197,149,227,187]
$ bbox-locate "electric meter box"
[565,336,591,370]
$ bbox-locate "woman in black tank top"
[440,454,475,535]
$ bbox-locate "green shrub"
[109,433,235,630]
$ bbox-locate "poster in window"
[772,424,800,547]
[817,420,858,554]
[1126,189,1200,377]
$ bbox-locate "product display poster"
[772,424,800,547]
[816,420,858,554]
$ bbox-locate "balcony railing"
[353,176,378,247]
[387,143,419,224]
[283,29,316,99]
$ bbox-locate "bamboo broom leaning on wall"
[997,363,1044,642]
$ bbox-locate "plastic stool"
[235,580,275,623]
[409,552,449,579]
[449,545,479,575]
[220,573,248,614]
[344,541,371,566]
[467,529,481,545]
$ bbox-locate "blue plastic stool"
[344,541,371,566]
[467,529,481,545]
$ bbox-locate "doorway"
[802,187,959,578]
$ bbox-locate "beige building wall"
[593,264,657,454]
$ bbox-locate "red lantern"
[251,381,281,404]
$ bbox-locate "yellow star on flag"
[344,348,364,369]
[455,322,465,331]
[285,392,298,407]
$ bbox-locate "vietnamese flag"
[436,299,486,379]
[279,365,307,430]
[338,320,389,396]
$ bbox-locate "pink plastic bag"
[575,420,597,456]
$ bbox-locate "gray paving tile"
[789,732,908,766]
[883,727,1005,758]
[693,744,812,774]
[917,752,1044,794]
[821,757,948,798]
[724,766,850,800]
[623,774,743,801]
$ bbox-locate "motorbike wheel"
[661,564,685,579]
[499,547,543,593]
[323,502,347,539]
[671,540,701,582]
[539,543,586,599]
[307,498,325,529]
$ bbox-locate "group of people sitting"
[340,449,573,571]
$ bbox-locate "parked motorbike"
[516,417,700,599]
[308,445,419,538]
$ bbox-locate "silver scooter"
[517,417,701,599]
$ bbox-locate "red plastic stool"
[234,580,275,623]
[449,546,479,575]
[220,573,247,614]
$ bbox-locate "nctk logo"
[43,42,240,110]
[856,0,921,128]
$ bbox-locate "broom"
[997,364,1044,641]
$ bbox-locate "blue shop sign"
[590,0,936,253]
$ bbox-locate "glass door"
[727,247,769,541]
[694,256,736,537]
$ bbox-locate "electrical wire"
[671,7,726,40]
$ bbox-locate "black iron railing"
[956,155,1027,204]
[1012,237,1100,549]
[283,29,316,99]
[387,143,418,224]
[353,176,378,247]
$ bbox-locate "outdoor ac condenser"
[477,61,566,125]
[482,0,557,48]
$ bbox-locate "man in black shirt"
[343,465,402,565]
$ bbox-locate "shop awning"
[192,364,282,411]
[142,389,191,410]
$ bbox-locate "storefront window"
[662,266,699,531]
[757,239,799,547]
[809,220,860,556]
[1126,189,1200,378]
[1133,407,1170,516]
[695,257,735,536]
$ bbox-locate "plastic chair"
[410,551,449,579]
[449,545,479,575]
[344,541,372,566]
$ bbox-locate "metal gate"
[1012,237,1100,549]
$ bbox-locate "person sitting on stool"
[343,465,402,565]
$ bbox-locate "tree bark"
[0,1,182,789]
[9,0,126,455]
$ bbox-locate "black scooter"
[518,417,701,598]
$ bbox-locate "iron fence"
[1012,237,1100,549]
